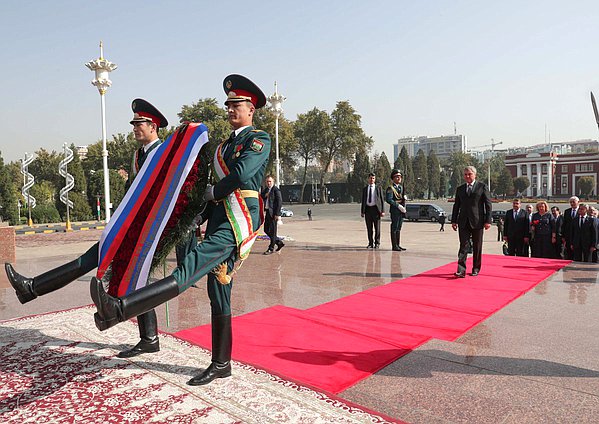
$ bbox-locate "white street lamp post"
[86,41,117,222]
[267,82,286,187]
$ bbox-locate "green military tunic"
[386,183,406,232]
[172,126,271,315]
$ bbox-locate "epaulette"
[251,129,264,133]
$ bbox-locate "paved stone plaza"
[1,203,597,423]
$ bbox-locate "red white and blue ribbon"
[97,123,209,297]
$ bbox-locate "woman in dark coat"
[530,201,556,259]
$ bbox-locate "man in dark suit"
[451,166,492,277]
[551,206,564,259]
[570,203,596,262]
[562,196,580,260]
[261,175,284,254]
[503,198,529,256]
[361,172,385,248]
[587,206,599,262]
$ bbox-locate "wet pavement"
[1,211,598,423]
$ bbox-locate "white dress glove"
[397,204,406,214]
[203,185,215,202]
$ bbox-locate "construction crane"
[471,139,503,192]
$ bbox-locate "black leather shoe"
[398,246,407,251]
[454,272,466,278]
[471,270,479,276]
[276,240,285,251]
[187,362,232,386]
[374,243,380,249]
[263,249,274,255]
[117,339,160,358]
[90,277,122,331]
[5,263,36,304]
[392,247,401,251]
[367,244,374,249]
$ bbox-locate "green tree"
[29,203,60,224]
[87,169,126,219]
[29,148,62,189]
[373,152,392,186]
[294,108,332,201]
[317,101,368,203]
[438,169,448,198]
[399,146,412,196]
[65,191,93,221]
[577,176,595,198]
[495,167,514,198]
[346,146,371,203]
[0,153,19,224]
[427,150,440,199]
[412,149,428,199]
[513,176,530,196]
[178,98,230,144]
[253,107,297,183]
[29,180,56,205]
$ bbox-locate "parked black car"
[491,210,507,223]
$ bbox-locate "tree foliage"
[373,152,392,185]
[253,107,296,183]
[577,176,595,197]
[411,149,428,199]
[317,101,366,202]
[0,153,19,224]
[399,146,413,196]
[294,108,332,202]
[513,176,530,195]
[427,150,440,199]
[495,167,514,198]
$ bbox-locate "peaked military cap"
[223,74,266,109]
[390,169,403,178]
[130,98,168,128]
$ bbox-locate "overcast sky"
[2,0,599,164]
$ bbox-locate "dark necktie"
[368,186,373,203]
[467,184,472,195]
[580,217,584,227]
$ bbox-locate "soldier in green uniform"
[385,169,407,251]
[4,99,173,358]
[90,74,271,387]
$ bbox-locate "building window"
[575,163,593,172]
[562,165,568,173]
[531,164,537,174]
[561,175,568,194]
[542,164,547,174]
[521,165,527,175]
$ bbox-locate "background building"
[505,151,598,198]
[394,134,467,160]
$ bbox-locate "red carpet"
[175,254,570,394]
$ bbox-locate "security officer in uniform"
[5,99,170,359]
[385,169,407,251]
[90,74,271,387]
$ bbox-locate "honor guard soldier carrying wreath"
[386,169,407,251]
[90,74,271,387]
[5,99,171,360]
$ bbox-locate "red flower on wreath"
[532,219,540,226]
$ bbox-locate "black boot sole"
[186,368,231,386]
[117,343,160,358]
[94,312,119,331]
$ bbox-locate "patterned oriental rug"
[176,255,570,394]
[0,308,400,424]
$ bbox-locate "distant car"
[491,210,506,223]
[280,208,294,217]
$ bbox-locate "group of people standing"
[360,169,407,251]
[503,196,599,262]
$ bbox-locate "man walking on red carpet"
[451,166,492,278]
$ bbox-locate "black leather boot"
[391,229,401,251]
[90,275,179,331]
[5,260,90,304]
[187,314,232,386]
[117,310,160,358]
[397,231,407,251]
